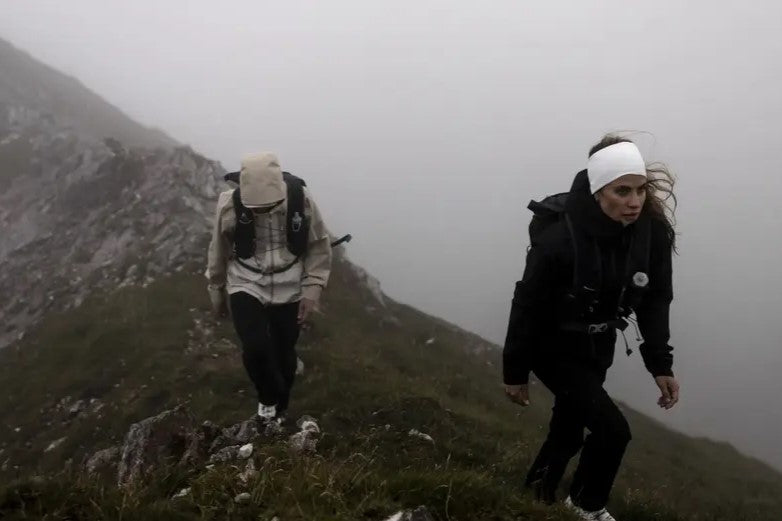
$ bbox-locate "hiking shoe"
[564,496,617,521]
[257,403,277,421]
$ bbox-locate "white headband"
[587,141,647,194]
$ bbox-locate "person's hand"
[298,298,317,324]
[505,384,530,406]
[654,376,680,410]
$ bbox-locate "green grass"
[1,253,781,520]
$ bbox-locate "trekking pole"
[330,234,352,248]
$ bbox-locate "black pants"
[230,292,301,413]
[525,355,631,511]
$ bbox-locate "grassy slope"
[1,253,781,520]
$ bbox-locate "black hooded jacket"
[502,170,674,385]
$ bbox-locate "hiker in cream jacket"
[206,152,332,423]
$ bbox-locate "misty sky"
[1,1,781,469]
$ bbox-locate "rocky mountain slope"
[0,38,175,148]
[2,35,782,521]
[0,39,224,349]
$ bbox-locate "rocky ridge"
[0,102,224,348]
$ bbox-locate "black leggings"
[525,356,631,511]
[230,292,301,413]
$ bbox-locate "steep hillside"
[0,37,201,349]
[0,38,175,149]
[2,32,781,521]
[1,253,780,520]
[0,95,223,349]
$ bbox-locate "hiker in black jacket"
[502,135,680,521]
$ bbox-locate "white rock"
[408,429,434,444]
[234,492,252,503]
[238,459,257,484]
[238,443,253,459]
[301,420,320,434]
[425,338,435,345]
[172,487,190,499]
[44,436,67,453]
[68,400,86,416]
[289,430,319,454]
[384,506,433,521]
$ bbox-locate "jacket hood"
[239,152,285,208]
[566,169,627,241]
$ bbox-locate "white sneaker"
[257,403,277,421]
[564,496,617,521]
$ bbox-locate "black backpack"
[527,192,569,250]
[526,192,652,329]
[223,170,310,274]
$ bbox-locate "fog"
[1,1,780,469]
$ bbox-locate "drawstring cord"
[626,315,642,341]
[620,329,632,356]
[621,315,643,357]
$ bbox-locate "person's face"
[250,200,283,215]
[595,174,647,225]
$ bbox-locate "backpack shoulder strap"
[283,171,306,211]
[231,186,242,216]
[565,212,602,293]
[282,172,310,257]
[527,190,602,317]
[617,215,653,317]
[231,187,256,259]
[630,215,652,276]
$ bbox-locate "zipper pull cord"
[621,329,633,356]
